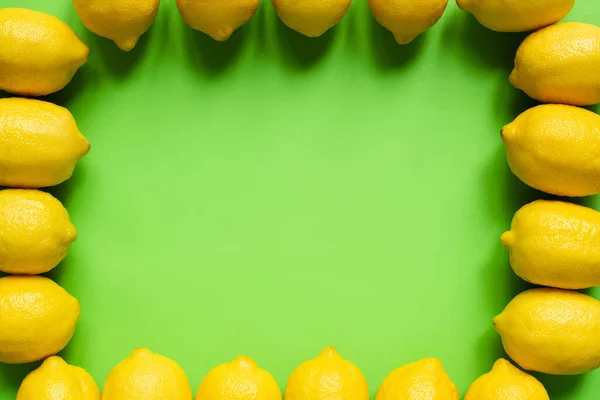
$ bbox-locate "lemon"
[510,22,600,106]
[494,288,600,375]
[0,8,89,96]
[103,348,193,400]
[502,104,600,197]
[177,0,259,41]
[0,189,77,275]
[368,0,448,44]
[0,98,90,189]
[272,0,351,38]
[0,276,80,364]
[73,0,160,51]
[197,356,281,400]
[457,0,574,32]
[17,356,100,400]
[375,358,458,400]
[502,200,600,290]
[285,347,368,400]
[465,359,548,400]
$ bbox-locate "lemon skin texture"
[368,0,448,45]
[494,288,600,375]
[177,0,260,41]
[73,0,160,51]
[0,8,89,96]
[0,98,90,189]
[272,0,352,38]
[510,22,600,106]
[465,358,549,400]
[456,0,574,32]
[197,356,282,400]
[376,358,459,400]
[502,104,600,197]
[502,200,600,290]
[0,189,77,275]
[0,276,80,364]
[285,347,369,400]
[103,348,193,400]
[16,356,100,400]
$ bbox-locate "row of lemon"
[16,347,550,399]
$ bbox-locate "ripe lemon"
[0,189,77,275]
[0,8,89,96]
[376,358,458,400]
[465,359,548,400]
[177,0,259,41]
[502,104,600,197]
[457,0,574,32]
[368,0,448,44]
[272,0,351,37]
[103,348,193,400]
[17,356,100,400]
[197,356,281,400]
[285,347,368,400]
[502,200,600,289]
[0,276,80,364]
[494,288,600,375]
[73,0,160,51]
[0,98,90,189]
[510,22,600,106]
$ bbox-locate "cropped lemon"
[272,0,351,37]
[17,356,100,400]
[285,347,368,400]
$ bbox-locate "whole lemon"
[376,358,459,400]
[502,104,600,197]
[17,356,100,400]
[502,200,600,290]
[197,356,281,400]
[368,0,448,45]
[457,0,574,32]
[465,359,549,400]
[0,98,90,189]
[0,276,80,364]
[73,0,160,51]
[0,8,89,96]
[285,347,368,400]
[494,288,600,375]
[103,348,193,400]
[272,0,351,38]
[0,189,77,275]
[510,22,600,106]
[177,0,259,41]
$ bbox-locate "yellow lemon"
[368,0,448,44]
[177,0,259,41]
[285,347,368,400]
[0,98,90,189]
[0,189,77,275]
[502,104,600,197]
[17,356,100,400]
[457,0,574,32]
[0,276,80,364]
[197,356,281,400]
[376,358,458,400]
[272,0,351,38]
[73,0,160,51]
[494,288,600,375]
[0,8,89,96]
[465,359,548,400]
[510,22,600,106]
[103,348,193,400]
[502,200,600,290]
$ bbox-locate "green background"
[1,0,600,398]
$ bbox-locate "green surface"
[1,0,600,398]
